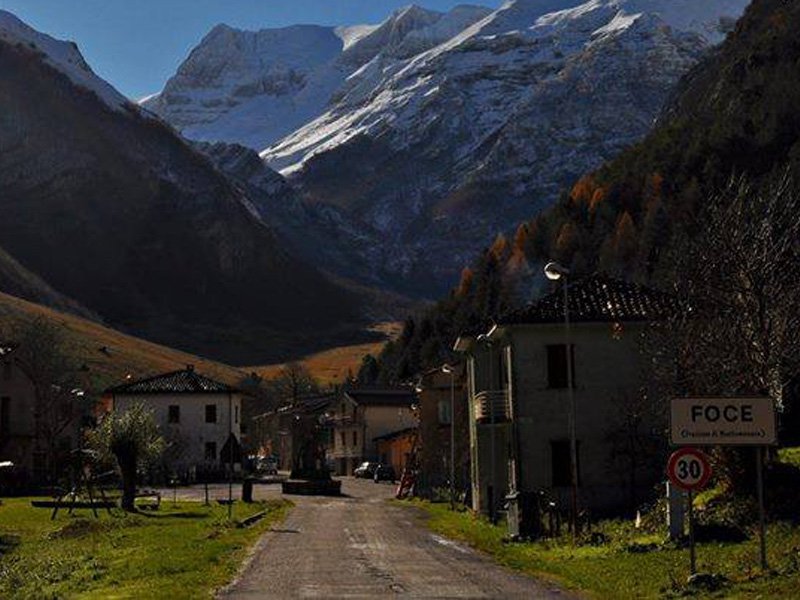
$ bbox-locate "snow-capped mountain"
[0,10,134,113]
[146,0,750,294]
[143,5,491,150]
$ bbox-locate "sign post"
[756,447,767,569]
[667,447,712,576]
[671,397,776,572]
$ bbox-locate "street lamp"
[476,332,498,523]
[543,261,579,540]
[442,363,456,510]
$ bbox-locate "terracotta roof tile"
[499,275,675,325]
[106,367,234,395]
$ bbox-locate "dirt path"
[217,478,574,599]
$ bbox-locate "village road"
[216,477,575,599]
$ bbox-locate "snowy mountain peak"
[0,10,132,112]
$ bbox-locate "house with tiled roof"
[105,365,243,476]
[329,387,417,475]
[454,275,675,525]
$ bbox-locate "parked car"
[373,464,396,483]
[252,456,278,475]
[354,461,379,478]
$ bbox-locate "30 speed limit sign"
[667,447,712,491]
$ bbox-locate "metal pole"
[228,393,233,520]
[449,369,456,511]
[488,343,496,524]
[756,446,768,570]
[563,279,579,540]
[688,490,696,576]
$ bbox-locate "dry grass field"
[248,321,401,385]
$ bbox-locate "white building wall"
[112,392,242,469]
[509,322,655,513]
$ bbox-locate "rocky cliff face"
[148,0,749,295]
[0,11,365,364]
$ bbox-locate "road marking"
[430,534,470,554]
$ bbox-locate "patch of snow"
[335,24,380,51]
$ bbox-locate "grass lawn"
[407,500,800,599]
[0,497,290,599]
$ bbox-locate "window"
[551,440,580,487]
[340,431,346,447]
[352,431,358,447]
[437,399,452,425]
[546,344,575,389]
[0,397,9,435]
[205,441,217,461]
[205,404,217,423]
[168,405,180,424]
[234,405,239,424]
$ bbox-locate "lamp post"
[442,364,456,510]
[544,261,579,540]
[477,333,497,523]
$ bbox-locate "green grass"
[0,497,290,599]
[405,500,800,599]
[778,447,800,469]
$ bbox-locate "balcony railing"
[474,390,511,424]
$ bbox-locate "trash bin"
[242,478,253,503]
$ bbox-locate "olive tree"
[88,403,164,511]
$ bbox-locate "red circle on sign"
[667,447,712,491]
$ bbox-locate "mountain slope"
[0,291,245,388]
[149,0,748,295]
[365,0,798,383]
[0,11,364,364]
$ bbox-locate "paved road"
[214,478,573,599]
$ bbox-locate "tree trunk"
[118,454,138,512]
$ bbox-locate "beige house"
[105,366,243,475]
[329,388,417,475]
[456,276,672,524]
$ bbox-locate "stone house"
[455,276,673,522]
[105,366,243,476]
[328,387,417,475]
[415,364,470,497]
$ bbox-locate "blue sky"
[0,0,504,100]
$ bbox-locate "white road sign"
[671,397,777,446]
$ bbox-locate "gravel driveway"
[213,477,574,599]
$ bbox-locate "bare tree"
[272,363,319,405]
[3,317,91,480]
[646,172,800,492]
